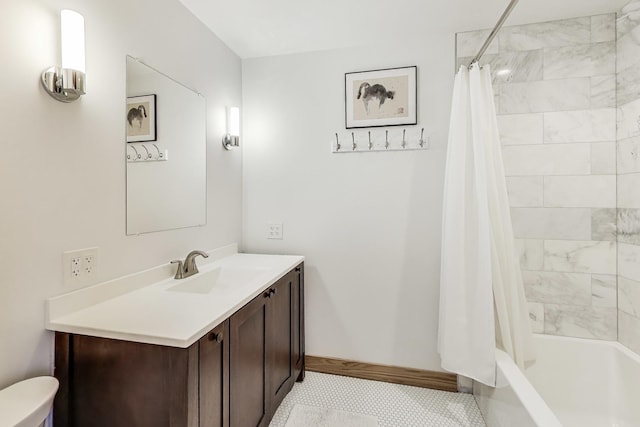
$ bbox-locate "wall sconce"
[222,107,240,150]
[41,10,86,103]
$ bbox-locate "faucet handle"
[171,260,184,279]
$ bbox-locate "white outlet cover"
[63,247,99,287]
[267,223,283,240]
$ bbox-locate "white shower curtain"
[437,64,535,386]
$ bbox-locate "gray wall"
[0,0,242,388]
[456,14,618,340]
[242,38,453,372]
[617,0,640,354]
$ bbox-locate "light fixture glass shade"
[229,107,240,136]
[61,10,85,73]
[222,107,240,150]
[41,9,86,102]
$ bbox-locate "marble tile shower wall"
[617,0,640,355]
[456,14,618,340]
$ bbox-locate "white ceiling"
[177,0,626,58]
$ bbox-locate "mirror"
[126,56,206,235]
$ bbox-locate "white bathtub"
[473,334,640,427]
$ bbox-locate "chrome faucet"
[171,250,209,279]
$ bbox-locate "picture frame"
[345,66,417,129]
[126,94,157,142]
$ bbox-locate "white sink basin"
[166,267,268,294]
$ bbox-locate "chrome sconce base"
[222,134,239,150]
[41,67,86,103]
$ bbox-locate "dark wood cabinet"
[268,268,299,411]
[228,265,305,426]
[292,265,305,383]
[229,290,269,427]
[55,329,201,427]
[54,263,303,427]
[199,321,230,427]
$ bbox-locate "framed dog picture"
[345,66,417,129]
[126,94,157,142]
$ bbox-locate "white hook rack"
[126,143,168,163]
[332,128,429,153]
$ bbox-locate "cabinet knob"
[264,291,271,298]
[295,267,301,272]
[270,288,277,295]
[208,332,223,343]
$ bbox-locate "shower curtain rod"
[469,0,520,67]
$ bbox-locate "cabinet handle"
[208,332,223,343]
[264,291,271,299]
[271,288,277,295]
[295,267,301,272]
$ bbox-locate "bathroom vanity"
[47,248,304,427]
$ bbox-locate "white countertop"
[46,248,304,348]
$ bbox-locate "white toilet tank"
[0,376,58,427]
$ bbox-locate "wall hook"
[331,128,429,153]
[152,144,164,159]
[127,143,168,162]
[141,144,152,159]
[130,145,141,160]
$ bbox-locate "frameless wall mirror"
[125,56,206,235]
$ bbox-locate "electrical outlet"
[267,223,283,240]
[83,254,95,276]
[63,247,99,286]
[71,257,81,278]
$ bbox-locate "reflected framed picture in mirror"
[126,94,157,142]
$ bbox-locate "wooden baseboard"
[305,355,457,392]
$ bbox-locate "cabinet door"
[268,271,295,412]
[292,264,305,382]
[229,291,270,427]
[199,320,229,427]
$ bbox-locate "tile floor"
[270,372,486,427]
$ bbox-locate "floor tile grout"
[270,371,486,427]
